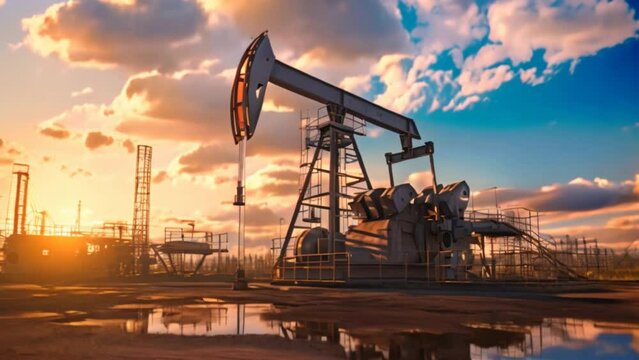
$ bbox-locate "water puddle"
[1,311,60,319]
[54,301,639,359]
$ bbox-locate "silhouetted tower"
[11,164,30,236]
[75,200,82,233]
[132,145,152,275]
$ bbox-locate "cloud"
[372,54,431,113]
[407,170,434,192]
[22,0,409,74]
[487,0,639,67]
[457,64,514,97]
[246,164,299,198]
[519,67,553,86]
[152,170,170,184]
[21,0,219,72]
[407,0,487,54]
[122,139,135,153]
[85,131,114,150]
[20,0,639,126]
[60,165,93,178]
[71,87,93,97]
[38,104,118,143]
[0,157,13,166]
[471,175,639,227]
[465,175,639,249]
[526,181,637,213]
[340,74,372,94]
[70,168,93,177]
[112,69,227,141]
[343,0,639,114]
[39,122,71,139]
[452,95,482,112]
[207,203,283,230]
[175,143,237,174]
[473,175,639,213]
[112,68,304,154]
[0,0,5,7]
[217,0,411,65]
[607,214,639,230]
[0,138,3,147]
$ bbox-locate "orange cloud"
[246,164,299,198]
[122,139,135,154]
[39,123,71,139]
[607,214,639,230]
[152,170,170,184]
[407,170,434,192]
[21,0,213,71]
[176,143,237,174]
[85,131,114,150]
[473,175,639,214]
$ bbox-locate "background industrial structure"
[0,145,230,280]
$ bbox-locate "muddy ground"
[0,280,637,359]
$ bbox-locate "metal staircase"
[468,208,587,280]
[499,221,586,280]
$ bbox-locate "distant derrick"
[132,145,152,275]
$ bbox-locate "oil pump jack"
[230,32,583,284]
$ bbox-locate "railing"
[164,227,229,252]
[466,207,540,234]
[2,221,133,239]
[275,251,351,283]
[465,207,595,280]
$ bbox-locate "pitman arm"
[230,31,421,149]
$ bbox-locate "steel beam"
[270,60,420,144]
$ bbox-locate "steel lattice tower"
[11,164,30,236]
[132,145,152,275]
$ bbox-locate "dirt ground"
[0,280,637,359]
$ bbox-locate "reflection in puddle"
[129,303,281,337]
[0,311,60,319]
[59,302,639,359]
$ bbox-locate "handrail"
[275,251,351,283]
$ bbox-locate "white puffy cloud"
[452,95,482,111]
[457,64,515,97]
[519,67,553,86]
[487,0,639,67]
[407,0,487,54]
[372,54,430,113]
[371,0,639,113]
